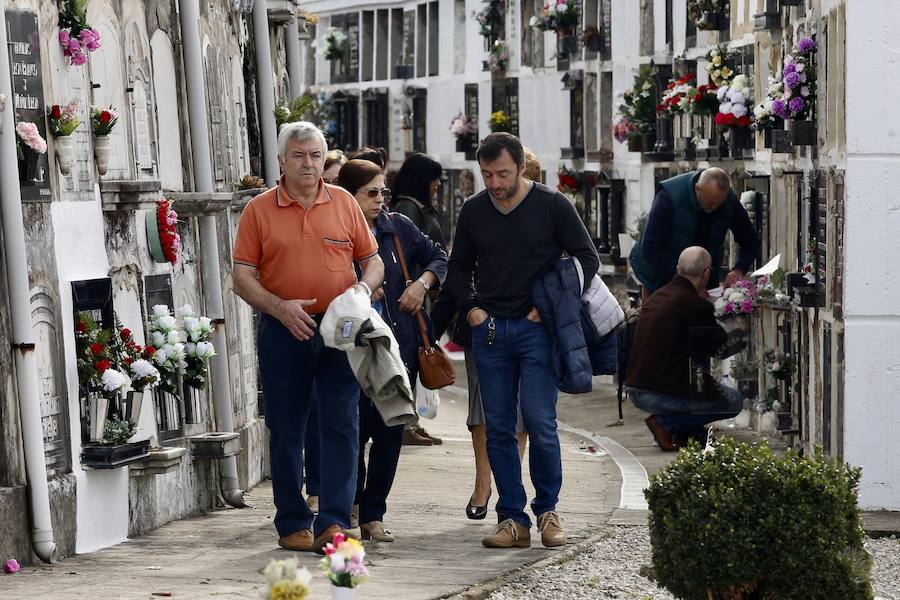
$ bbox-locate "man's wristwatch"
[416,278,431,291]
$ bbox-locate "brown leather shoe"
[402,427,433,446]
[415,426,442,445]
[645,415,679,452]
[312,524,343,555]
[482,519,531,548]
[537,511,567,547]
[277,528,314,551]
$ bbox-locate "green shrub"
[645,438,874,600]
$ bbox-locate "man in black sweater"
[625,247,745,451]
[445,133,599,549]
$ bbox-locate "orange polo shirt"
[233,178,378,315]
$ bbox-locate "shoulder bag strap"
[389,216,433,350]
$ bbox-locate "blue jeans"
[258,314,360,538]
[627,385,744,435]
[472,316,560,528]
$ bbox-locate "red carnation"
[736,115,752,128]
[143,346,156,357]
[90,342,104,356]
[75,321,87,333]
[123,357,133,366]
[95,359,111,373]
[121,328,131,340]
[133,344,143,354]
[100,110,112,124]
[50,105,62,120]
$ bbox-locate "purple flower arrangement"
[714,279,757,319]
[774,36,816,121]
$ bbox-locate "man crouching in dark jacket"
[625,246,745,451]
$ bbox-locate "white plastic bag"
[415,374,440,419]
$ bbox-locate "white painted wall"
[151,31,185,191]
[842,0,900,510]
[51,197,132,552]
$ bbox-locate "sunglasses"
[363,188,391,199]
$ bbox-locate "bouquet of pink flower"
[714,279,756,319]
[320,532,369,588]
[16,122,47,154]
[58,0,101,66]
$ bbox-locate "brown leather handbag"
[392,229,455,390]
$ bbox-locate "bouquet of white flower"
[177,304,216,390]
[260,558,312,600]
[148,304,186,395]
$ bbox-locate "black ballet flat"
[466,492,490,520]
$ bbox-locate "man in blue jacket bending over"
[445,132,599,549]
[630,167,759,301]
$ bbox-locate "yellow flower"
[720,66,732,78]
[337,538,365,559]
[269,580,310,600]
[713,56,722,66]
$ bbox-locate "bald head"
[695,168,730,213]
[677,246,712,291]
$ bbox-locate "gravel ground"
[487,527,900,600]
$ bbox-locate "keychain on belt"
[486,316,496,346]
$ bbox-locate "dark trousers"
[304,401,321,497]
[355,365,417,524]
[627,385,744,435]
[258,314,360,538]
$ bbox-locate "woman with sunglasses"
[335,159,448,542]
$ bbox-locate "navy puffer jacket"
[533,258,618,393]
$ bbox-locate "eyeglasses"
[363,188,391,199]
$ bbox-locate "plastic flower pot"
[790,119,816,146]
[556,33,578,57]
[145,209,169,264]
[728,127,753,156]
[18,150,39,183]
[653,116,674,154]
[699,11,729,31]
[627,136,643,153]
[771,128,794,153]
[455,136,474,153]
[55,135,75,176]
[93,134,111,175]
[331,585,358,600]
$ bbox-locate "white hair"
[677,246,712,277]
[277,121,328,157]
[697,167,730,191]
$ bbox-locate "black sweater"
[445,183,600,319]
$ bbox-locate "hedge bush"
[645,438,874,599]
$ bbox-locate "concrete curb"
[437,419,651,600]
[436,528,615,600]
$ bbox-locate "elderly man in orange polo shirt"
[233,121,384,553]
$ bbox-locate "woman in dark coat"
[389,152,447,250]
[337,159,448,542]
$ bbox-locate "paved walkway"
[2,373,622,600]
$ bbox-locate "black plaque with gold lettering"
[6,9,50,201]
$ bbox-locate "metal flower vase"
[89,393,109,443]
[93,134,111,175]
[55,135,75,176]
[123,390,144,426]
[331,585,357,600]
